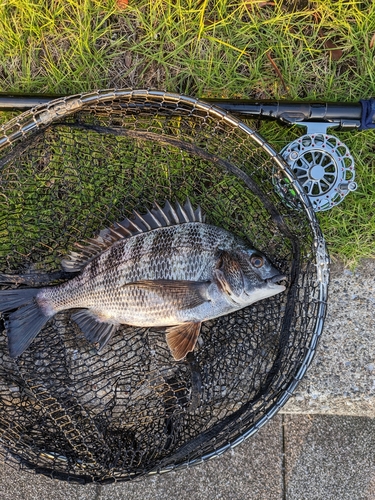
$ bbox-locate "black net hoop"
[0,90,329,483]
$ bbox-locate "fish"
[0,200,286,361]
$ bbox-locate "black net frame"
[0,89,329,484]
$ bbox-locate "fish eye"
[250,255,264,268]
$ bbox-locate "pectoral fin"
[165,322,202,361]
[123,280,211,310]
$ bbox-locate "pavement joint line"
[94,483,102,500]
[281,414,286,500]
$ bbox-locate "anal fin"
[71,310,118,351]
[165,322,202,361]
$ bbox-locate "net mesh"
[0,90,329,483]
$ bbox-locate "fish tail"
[0,289,52,357]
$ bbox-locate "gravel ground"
[282,259,375,416]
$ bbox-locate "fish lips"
[267,274,286,284]
[266,274,287,293]
[242,274,286,303]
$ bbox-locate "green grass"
[0,0,375,266]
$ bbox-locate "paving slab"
[97,416,283,500]
[282,259,375,416]
[1,414,375,500]
[0,417,283,500]
[0,458,99,500]
[284,414,375,500]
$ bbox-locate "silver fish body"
[0,201,285,360]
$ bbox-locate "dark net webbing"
[0,91,328,483]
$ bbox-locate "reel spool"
[280,128,357,212]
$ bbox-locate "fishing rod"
[1,92,374,127]
[1,92,374,211]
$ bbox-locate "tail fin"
[0,289,51,357]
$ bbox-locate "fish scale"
[41,223,232,315]
[0,200,286,360]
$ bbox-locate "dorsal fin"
[61,199,205,272]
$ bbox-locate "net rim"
[0,88,329,478]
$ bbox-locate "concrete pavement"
[0,414,374,499]
[282,259,375,416]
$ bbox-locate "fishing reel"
[202,98,366,212]
[0,93,368,212]
[278,122,357,212]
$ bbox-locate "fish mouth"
[243,274,287,299]
[267,274,286,284]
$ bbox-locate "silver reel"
[280,129,357,212]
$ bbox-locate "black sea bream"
[0,200,286,360]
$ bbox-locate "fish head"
[238,248,286,304]
[214,247,286,307]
